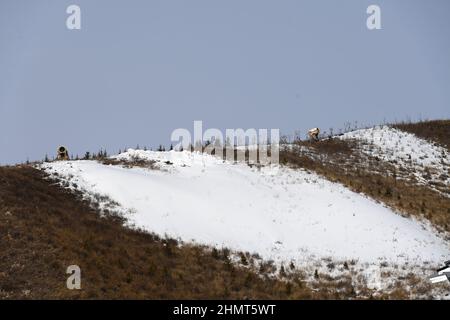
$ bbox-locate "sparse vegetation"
[281,135,450,234]
[101,157,159,170]
[393,120,450,151]
[0,165,367,300]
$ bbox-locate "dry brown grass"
[101,158,159,169]
[281,138,450,234]
[393,120,450,151]
[0,165,371,300]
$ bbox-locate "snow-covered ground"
[40,150,449,273]
[339,126,450,194]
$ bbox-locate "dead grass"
[281,138,450,234]
[101,158,159,169]
[0,165,371,300]
[393,120,450,151]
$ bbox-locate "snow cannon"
[57,146,69,161]
[429,260,450,284]
[308,128,320,142]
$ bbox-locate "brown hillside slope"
[393,120,450,151]
[0,165,356,299]
[280,137,450,234]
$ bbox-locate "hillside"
[0,166,328,299]
[1,120,449,299]
[394,120,450,151]
[282,125,450,233]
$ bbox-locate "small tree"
[158,145,166,152]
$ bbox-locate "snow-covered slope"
[40,150,449,271]
[339,125,450,194]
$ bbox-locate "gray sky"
[1,0,449,164]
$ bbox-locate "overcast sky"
[1,0,449,164]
